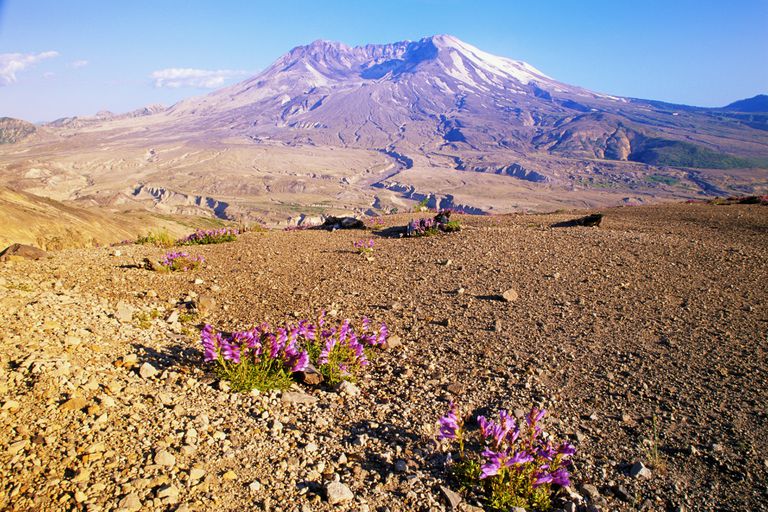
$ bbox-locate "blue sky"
[1,0,766,121]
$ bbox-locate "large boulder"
[0,243,48,262]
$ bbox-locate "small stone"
[629,461,652,479]
[581,483,600,500]
[117,492,141,512]
[1,400,20,411]
[439,485,462,509]
[493,319,502,332]
[189,467,205,481]
[394,459,407,473]
[196,294,216,315]
[384,335,402,350]
[338,381,360,396]
[501,288,519,302]
[121,353,139,368]
[139,362,158,379]
[248,480,262,494]
[217,380,231,392]
[222,470,237,481]
[281,391,318,405]
[305,443,319,453]
[326,481,354,505]
[614,484,632,502]
[7,440,28,455]
[115,301,134,323]
[298,363,324,385]
[157,484,179,500]
[193,278,204,285]
[112,250,122,257]
[154,450,176,467]
[166,310,179,324]
[61,396,88,412]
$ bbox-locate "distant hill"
[0,118,36,144]
[0,186,221,250]
[723,94,768,112]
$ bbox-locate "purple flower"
[526,407,547,427]
[290,350,309,372]
[505,450,533,467]
[479,448,505,479]
[557,442,576,456]
[201,324,219,362]
[533,472,554,487]
[551,468,571,487]
[437,402,461,441]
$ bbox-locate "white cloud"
[150,68,248,89]
[69,59,89,69]
[0,51,59,86]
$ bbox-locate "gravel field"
[1,203,766,512]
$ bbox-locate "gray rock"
[281,391,318,405]
[154,449,176,467]
[189,467,205,481]
[139,362,158,379]
[338,381,360,396]
[116,301,134,323]
[384,335,402,350]
[394,459,407,473]
[439,485,462,509]
[629,461,652,479]
[326,481,354,505]
[501,288,519,302]
[581,483,600,500]
[117,492,141,512]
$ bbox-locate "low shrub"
[136,230,175,248]
[407,209,461,237]
[437,403,575,511]
[178,227,238,245]
[158,251,204,272]
[353,239,374,256]
[200,312,388,391]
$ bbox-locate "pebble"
[117,492,141,512]
[338,380,360,396]
[326,481,354,505]
[439,485,462,509]
[629,461,652,479]
[281,391,318,405]
[501,288,519,302]
[154,450,176,467]
[139,362,158,379]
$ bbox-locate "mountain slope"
[1,35,766,221]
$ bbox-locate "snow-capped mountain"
[2,35,765,224]
[164,35,766,171]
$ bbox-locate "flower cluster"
[200,313,388,390]
[353,239,374,256]
[406,209,461,237]
[437,404,575,511]
[159,251,204,272]
[366,216,385,227]
[178,227,239,245]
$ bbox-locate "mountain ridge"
[1,35,766,223]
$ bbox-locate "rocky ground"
[1,203,766,512]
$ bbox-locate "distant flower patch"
[200,312,388,391]
[353,239,374,256]
[407,209,461,237]
[159,251,204,272]
[437,403,575,511]
[178,227,238,245]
